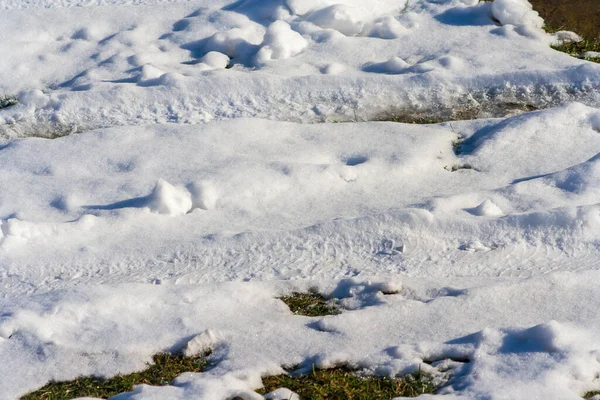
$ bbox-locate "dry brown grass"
[530,0,600,40]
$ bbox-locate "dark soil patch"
[530,0,600,40]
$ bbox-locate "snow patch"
[264,388,300,400]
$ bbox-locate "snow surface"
[2,0,600,135]
[1,0,600,399]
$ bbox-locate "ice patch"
[264,388,300,400]
[591,113,600,132]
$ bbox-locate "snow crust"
[2,104,600,292]
[1,0,600,135]
[2,0,600,399]
[0,104,599,398]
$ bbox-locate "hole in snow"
[343,155,369,167]
[279,291,340,317]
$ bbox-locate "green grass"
[551,39,600,62]
[0,95,18,109]
[532,0,600,63]
[257,367,437,399]
[530,0,600,41]
[21,352,211,400]
[279,291,340,317]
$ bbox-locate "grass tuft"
[585,390,600,399]
[382,114,447,125]
[279,291,340,317]
[257,367,437,399]
[551,40,600,63]
[21,352,211,400]
[0,95,18,110]
[530,0,600,63]
[530,0,600,41]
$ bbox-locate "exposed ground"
[531,0,600,39]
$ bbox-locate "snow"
[490,0,544,29]
[255,21,308,64]
[3,273,600,399]
[1,0,600,134]
[146,179,193,216]
[263,388,300,400]
[1,0,600,398]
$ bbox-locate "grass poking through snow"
[21,352,211,400]
[551,39,600,63]
[0,95,18,110]
[531,0,600,63]
[257,367,437,399]
[585,390,600,399]
[279,291,340,317]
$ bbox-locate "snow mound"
[468,199,504,217]
[491,0,544,29]
[461,103,600,177]
[367,16,408,39]
[147,179,192,216]
[184,329,220,357]
[307,5,365,36]
[199,51,230,70]
[256,21,308,64]
[188,181,219,211]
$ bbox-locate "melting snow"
[0,0,600,399]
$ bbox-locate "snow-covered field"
[1,0,600,398]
